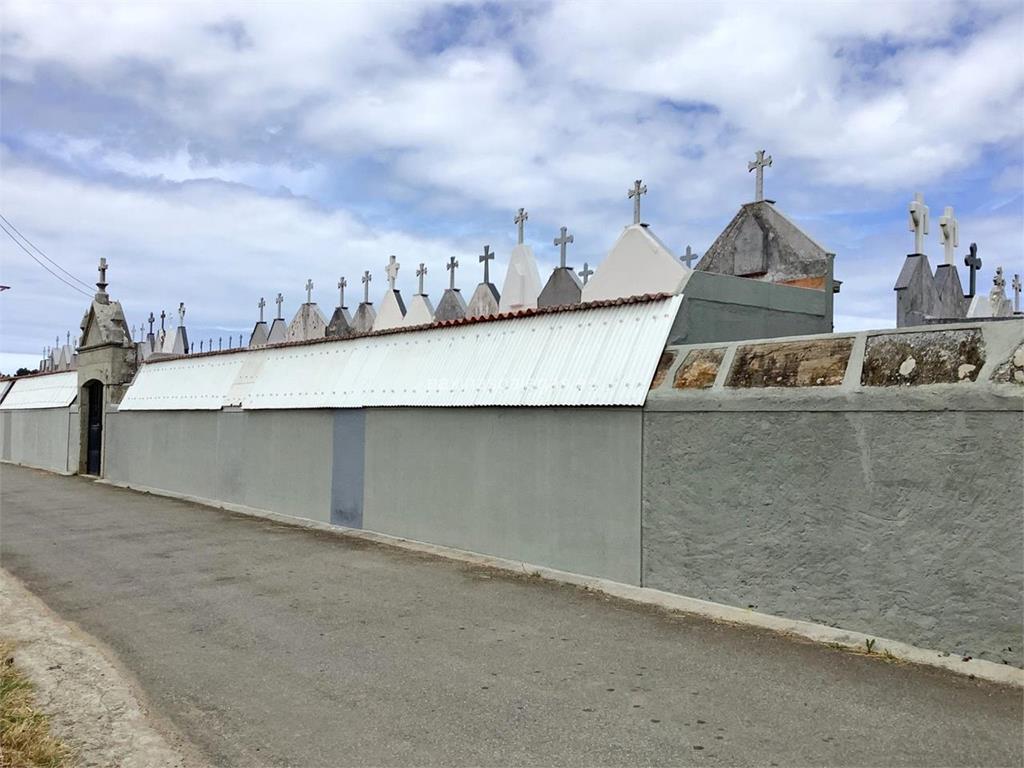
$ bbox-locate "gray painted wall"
[331,410,365,528]
[104,409,338,523]
[642,406,1024,666]
[363,407,642,584]
[0,407,75,474]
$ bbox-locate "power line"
[0,212,93,289]
[0,219,93,298]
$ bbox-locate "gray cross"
[305,279,314,304]
[178,302,186,326]
[148,312,155,334]
[200,340,204,353]
[1013,274,1022,313]
[338,277,347,308]
[964,243,982,298]
[97,257,108,288]
[385,256,400,290]
[554,226,574,269]
[682,245,699,268]
[362,270,372,303]
[446,256,459,290]
[994,266,1006,292]
[218,337,223,351]
[66,331,71,346]
[479,245,494,284]
[208,338,212,352]
[628,180,647,225]
[748,150,772,202]
[514,207,528,244]
[908,192,929,255]
[160,310,166,332]
[579,262,594,285]
[416,263,427,295]
[275,293,284,319]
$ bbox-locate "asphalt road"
[1,464,1021,767]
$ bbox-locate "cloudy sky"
[1,0,1022,372]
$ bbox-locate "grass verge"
[0,640,72,768]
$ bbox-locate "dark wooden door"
[86,381,103,475]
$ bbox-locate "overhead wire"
[0,212,94,289]
[0,218,93,298]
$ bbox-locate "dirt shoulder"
[0,567,204,768]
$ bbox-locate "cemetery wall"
[642,320,1024,666]
[103,408,339,524]
[0,406,77,474]
[362,407,643,584]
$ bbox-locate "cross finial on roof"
[66,331,71,346]
[258,296,266,322]
[338,277,347,308]
[682,245,699,268]
[160,310,166,331]
[200,340,204,352]
[218,337,223,351]
[385,255,400,290]
[177,302,186,326]
[416,263,427,295]
[96,257,108,293]
[514,207,528,244]
[908,192,929,255]
[628,179,647,225]
[579,262,594,285]
[994,265,1006,292]
[275,292,283,319]
[554,226,574,269]
[938,205,958,266]
[964,242,982,298]
[362,270,372,303]
[1013,273,1022,313]
[147,312,155,334]
[446,256,459,290]
[748,150,772,202]
[479,245,494,284]
[305,279,314,304]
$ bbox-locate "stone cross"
[446,256,459,290]
[515,207,528,244]
[1014,274,1022,313]
[66,331,71,346]
[362,270,372,303]
[96,257,108,290]
[416,263,427,295]
[628,179,647,225]
[994,266,1006,293]
[554,226,574,269]
[908,192,929,255]
[208,338,212,352]
[479,245,494,284]
[938,205,958,265]
[200,340,204,352]
[218,337,223,351]
[305,279,314,304]
[338,277,347,308]
[160,310,166,332]
[258,297,266,322]
[275,293,284,320]
[148,312,155,335]
[385,256,400,290]
[178,302,186,326]
[682,245,698,268]
[579,262,594,285]
[748,150,772,202]
[964,243,982,298]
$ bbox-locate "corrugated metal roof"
[0,379,13,405]
[119,294,682,411]
[0,371,78,410]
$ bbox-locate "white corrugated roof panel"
[118,355,247,411]
[118,295,682,411]
[0,371,78,410]
[0,379,12,404]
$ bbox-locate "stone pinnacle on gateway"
[908,192,929,255]
[938,206,958,266]
[748,149,772,202]
[628,179,647,225]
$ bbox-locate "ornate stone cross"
[338,277,347,308]
[579,262,594,285]
[964,243,982,298]
[275,292,284,319]
[305,279,314,304]
[446,256,459,290]
[514,207,528,244]
[1013,273,1022,313]
[628,179,647,225]
[416,263,427,295]
[682,245,698,268]
[385,256,400,290]
[908,192,929,255]
[148,312,155,335]
[178,302,186,326]
[938,205,958,265]
[554,226,574,269]
[362,270,372,303]
[748,150,772,202]
[97,257,108,290]
[258,297,266,322]
[479,245,494,284]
